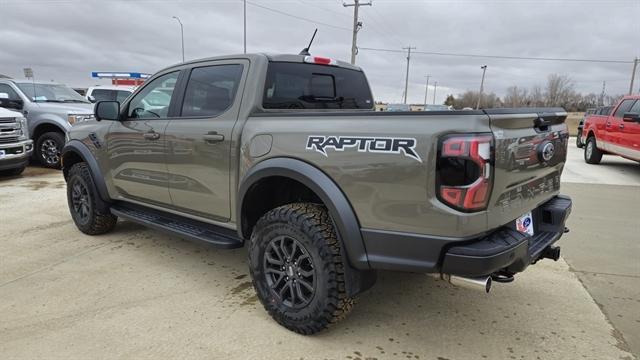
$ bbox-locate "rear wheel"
[67,162,117,235]
[249,203,355,335]
[576,131,584,148]
[36,132,65,169]
[584,136,603,164]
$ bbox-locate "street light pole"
[432,81,438,105]
[476,65,487,109]
[243,0,247,54]
[172,16,185,62]
[423,74,431,108]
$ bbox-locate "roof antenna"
[299,28,318,56]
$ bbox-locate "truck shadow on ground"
[94,220,600,359]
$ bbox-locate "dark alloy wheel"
[263,235,316,309]
[249,203,355,335]
[70,180,91,225]
[66,162,117,235]
[36,132,64,169]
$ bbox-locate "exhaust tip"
[447,275,492,293]
[485,276,492,293]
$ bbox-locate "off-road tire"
[249,203,355,335]
[584,136,603,164]
[0,166,25,176]
[36,131,65,169]
[66,162,117,235]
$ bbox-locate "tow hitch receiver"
[540,245,561,261]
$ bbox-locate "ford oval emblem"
[538,141,555,162]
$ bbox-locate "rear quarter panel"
[240,112,496,238]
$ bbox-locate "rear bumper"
[442,195,572,276]
[362,195,572,275]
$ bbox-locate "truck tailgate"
[485,108,569,229]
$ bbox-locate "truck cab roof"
[159,53,362,73]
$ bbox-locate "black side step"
[111,202,244,249]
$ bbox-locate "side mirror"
[88,95,96,103]
[622,112,640,123]
[95,101,120,121]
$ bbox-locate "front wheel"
[249,203,355,335]
[576,132,584,148]
[584,136,603,164]
[36,132,65,169]
[66,162,117,235]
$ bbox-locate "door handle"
[605,122,612,127]
[143,131,160,140]
[619,124,624,130]
[203,131,224,144]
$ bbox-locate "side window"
[116,90,131,103]
[0,84,20,100]
[180,64,243,117]
[613,100,635,118]
[127,72,179,119]
[627,100,640,114]
[91,89,115,102]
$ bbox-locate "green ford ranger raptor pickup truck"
[62,53,572,334]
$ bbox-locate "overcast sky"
[1,0,638,104]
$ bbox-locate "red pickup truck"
[582,95,640,164]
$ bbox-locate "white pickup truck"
[0,107,33,175]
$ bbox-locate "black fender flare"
[62,140,111,212]
[237,157,370,271]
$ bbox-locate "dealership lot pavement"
[561,143,640,358]
[0,147,638,359]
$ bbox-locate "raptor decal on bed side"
[306,135,422,162]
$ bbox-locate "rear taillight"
[436,133,493,212]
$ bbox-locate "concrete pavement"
[560,144,639,358]
[0,152,637,359]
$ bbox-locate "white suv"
[86,85,135,104]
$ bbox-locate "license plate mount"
[516,212,534,236]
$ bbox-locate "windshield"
[16,83,90,103]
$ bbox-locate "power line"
[246,1,351,32]
[359,47,634,64]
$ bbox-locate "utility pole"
[629,57,638,95]
[423,74,431,108]
[600,81,606,106]
[402,46,415,104]
[343,0,371,65]
[243,0,247,54]
[172,16,185,62]
[476,65,487,109]
[432,81,438,105]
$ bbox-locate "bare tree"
[504,86,529,107]
[450,91,501,109]
[545,74,574,106]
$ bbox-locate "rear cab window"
[263,62,373,110]
[180,64,244,117]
